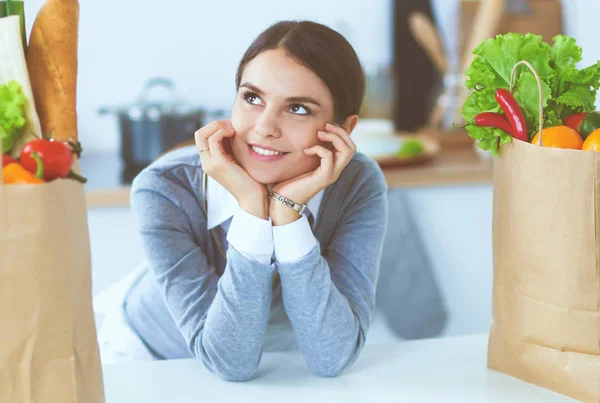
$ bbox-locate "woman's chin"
[243,161,317,185]
[244,166,281,185]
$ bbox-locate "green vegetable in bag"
[0,80,27,153]
[461,33,600,155]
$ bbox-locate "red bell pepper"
[19,138,87,183]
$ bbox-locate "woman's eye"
[289,104,309,115]
[243,92,262,105]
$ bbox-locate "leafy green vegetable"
[397,139,424,158]
[513,72,551,122]
[476,33,554,83]
[462,87,500,122]
[0,80,27,153]
[460,33,600,155]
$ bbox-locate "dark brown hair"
[235,20,366,124]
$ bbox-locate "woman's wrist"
[238,191,269,220]
[267,187,314,226]
[270,201,302,226]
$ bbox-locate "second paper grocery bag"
[488,138,600,403]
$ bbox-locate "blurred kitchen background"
[22,0,599,344]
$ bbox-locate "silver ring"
[198,147,209,153]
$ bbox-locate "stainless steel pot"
[98,77,222,183]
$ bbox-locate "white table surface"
[102,334,577,403]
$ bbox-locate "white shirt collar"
[206,176,324,230]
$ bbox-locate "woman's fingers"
[317,129,354,173]
[192,120,265,205]
[195,120,235,178]
[325,122,356,152]
[194,129,209,152]
[207,128,236,167]
[304,145,334,181]
[317,130,349,153]
[194,120,233,151]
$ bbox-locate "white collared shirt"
[206,176,323,265]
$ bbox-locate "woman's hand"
[270,123,356,226]
[196,120,269,219]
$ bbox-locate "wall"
[23,0,394,152]
[21,1,600,153]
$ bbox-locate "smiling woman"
[231,49,354,187]
[97,20,389,382]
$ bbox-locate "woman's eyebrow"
[240,82,265,95]
[287,95,322,107]
[240,82,322,107]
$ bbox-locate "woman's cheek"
[288,121,320,145]
[301,131,324,169]
[230,102,246,133]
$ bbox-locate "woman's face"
[230,48,336,185]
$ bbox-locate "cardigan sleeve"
[275,161,388,377]
[130,169,274,382]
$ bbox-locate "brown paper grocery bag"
[489,137,600,402]
[0,136,105,402]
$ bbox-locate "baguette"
[26,0,79,142]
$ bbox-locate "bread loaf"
[26,0,79,142]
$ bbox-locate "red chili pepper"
[2,154,17,168]
[474,112,514,135]
[494,89,529,142]
[19,138,87,183]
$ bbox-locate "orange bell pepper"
[3,161,45,184]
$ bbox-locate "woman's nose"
[254,108,282,138]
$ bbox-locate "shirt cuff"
[226,206,273,265]
[273,214,318,264]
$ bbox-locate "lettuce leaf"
[549,35,582,72]
[461,87,499,121]
[474,33,554,83]
[0,80,27,153]
[464,57,505,90]
[464,124,512,156]
[513,72,552,128]
[461,33,600,155]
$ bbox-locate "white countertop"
[102,334,577,402]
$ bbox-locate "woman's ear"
[342,114,359,135]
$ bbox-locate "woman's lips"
[248,144,288,162]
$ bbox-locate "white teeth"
[252,146,284,156]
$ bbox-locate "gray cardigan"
[123,146,388,381]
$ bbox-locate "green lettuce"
[0,80,27,153]
[460,33,600,155]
